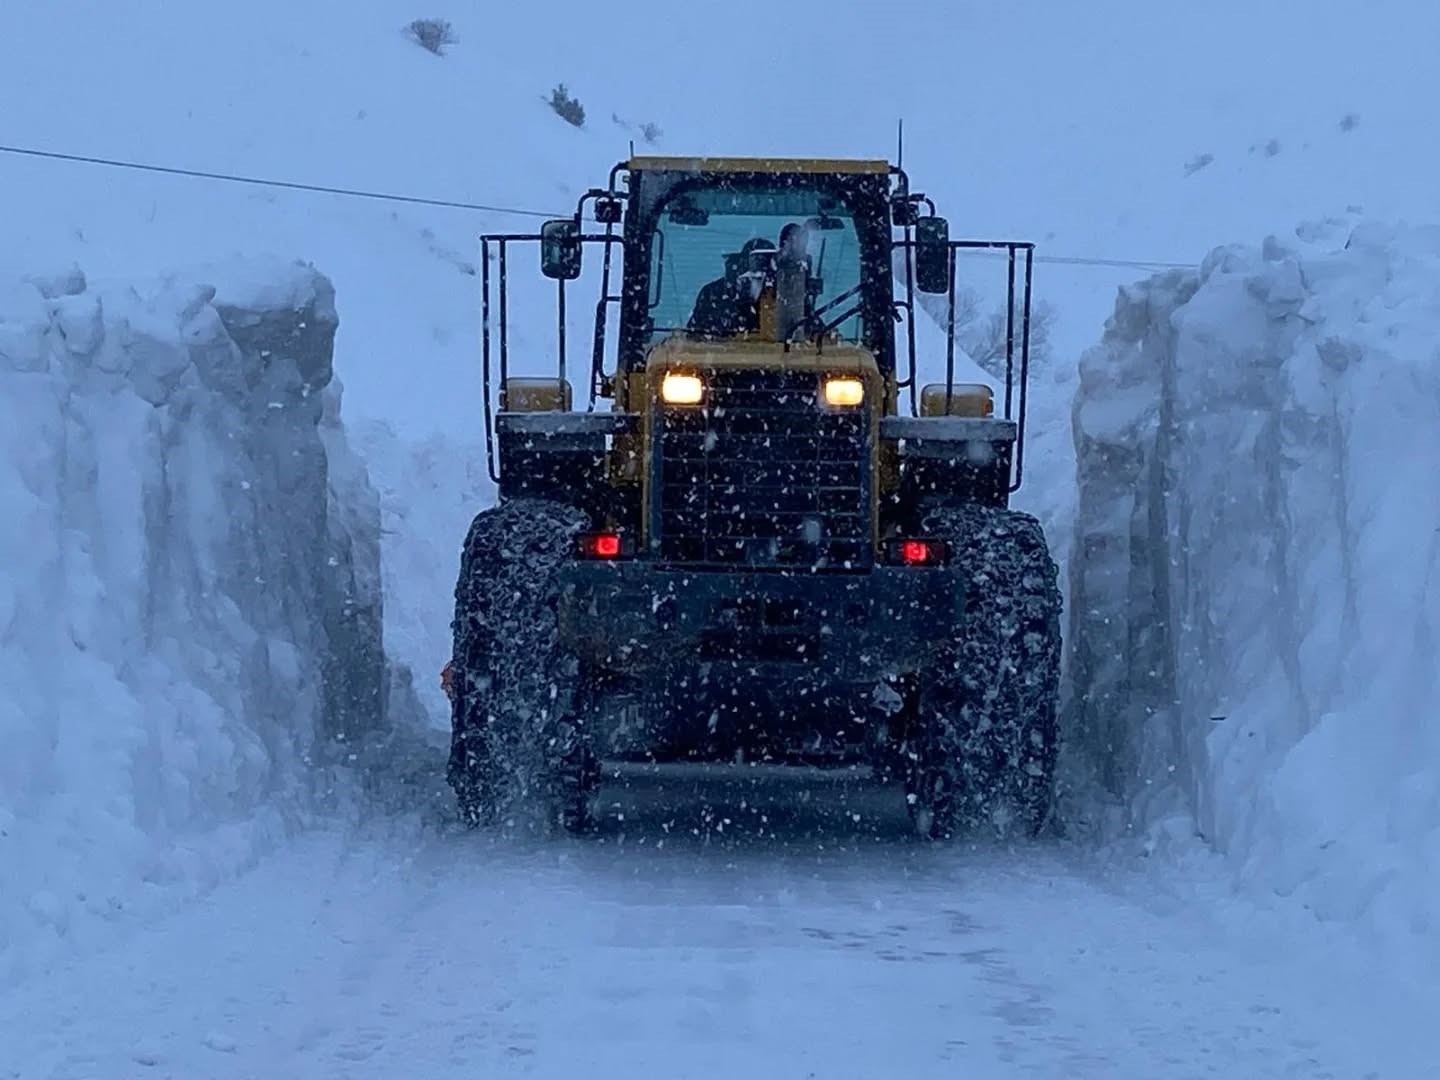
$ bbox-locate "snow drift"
[0,261,386,982]
[352,422,493,735]
[1069,221,1440,958]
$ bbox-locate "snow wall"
[353,422,493,737]
[1069,222,1440,958]
[0,261,388,982]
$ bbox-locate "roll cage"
[477,158,1035,489]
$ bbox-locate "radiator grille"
[654,370,871,568]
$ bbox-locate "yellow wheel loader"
[444,156,1060,838]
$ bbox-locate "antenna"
[896,119,904,168]
[629,138,635,158]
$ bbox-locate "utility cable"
[1,141,1199,269]
[0,142,558,219]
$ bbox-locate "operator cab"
[620,158,903,373]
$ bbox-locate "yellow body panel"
[504,377,572,412]
[607,371,651,491]
[611,342,903,491]
[920,382,995,418]
[627,156,890,176]
[637,337,885,549]
[645,335,884,377]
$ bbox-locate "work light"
[823,377,865,407]
[661,372,704,405]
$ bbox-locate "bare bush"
[964,299,1056,380]
[549,84,586,127]
[406,18,457,55]
[906,268,981,330]
[894,250,1054,379]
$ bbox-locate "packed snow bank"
[0,260,387,983]
[1068,222,1440,959]
[352,422,492,734]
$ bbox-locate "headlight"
[661,372,704,405]
[823,376,865,407]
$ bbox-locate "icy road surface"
[4,768,1435,1080]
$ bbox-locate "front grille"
[654,369,871,568]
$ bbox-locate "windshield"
[644,184,865,348]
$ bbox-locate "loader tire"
[903,505,1061,839]
[446,497,594,830]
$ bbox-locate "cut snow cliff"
[1069,221,1440,961]
[0,261,386,983]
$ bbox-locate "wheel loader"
[443,156,1061,837]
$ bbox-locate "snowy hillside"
[3,1,1437,438]
[0,261,386,983]
[1070,221,1440,964]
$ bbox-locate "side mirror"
[915,216,950,294]
[540,219,582,280]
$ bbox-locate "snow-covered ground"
[6,782,1440,1079]
[3,0,1440,1073]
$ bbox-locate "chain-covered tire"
[903,506,1062,838]
[446,497,596,830]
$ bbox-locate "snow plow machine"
[444,156,1061,838]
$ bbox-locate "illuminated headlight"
[661,372,704,405]
[823,377,865,407]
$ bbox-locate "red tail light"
[885,538,947,566]
[576,532,630,560]
[901,540,933,565]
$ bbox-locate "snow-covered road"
[4,770,1434,1080]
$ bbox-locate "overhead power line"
[1036,254,1196,271]
[0,140,1198,271]
[955,249,1196,272]
[0,142,559,219]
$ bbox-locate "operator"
[774,221,815,340]
[687,237,775,336]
